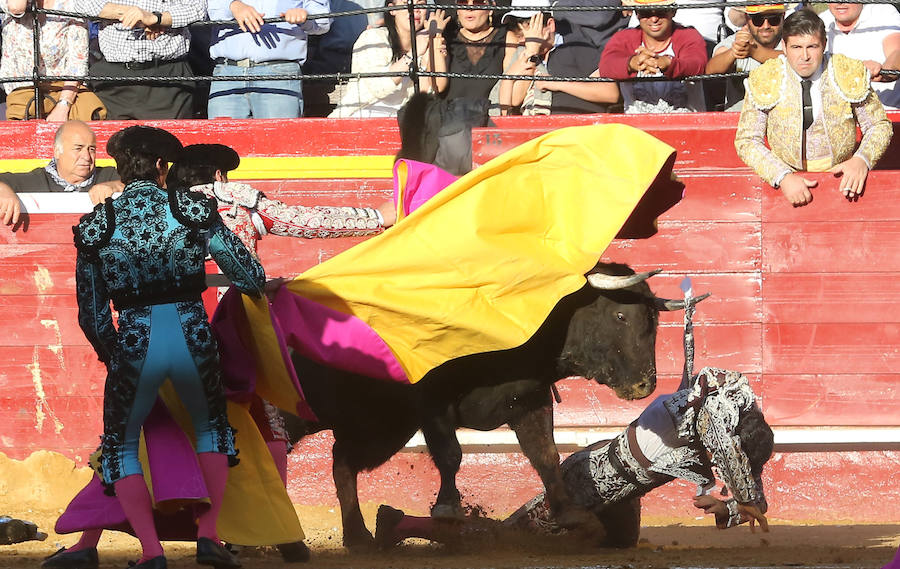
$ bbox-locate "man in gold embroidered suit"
[734,9,892,207]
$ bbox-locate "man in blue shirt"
[208,0,332,118]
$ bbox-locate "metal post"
[406,0,420,94]
[31,1,43,119]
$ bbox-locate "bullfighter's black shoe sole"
[375,504,406,549]
[41,546,100,569]
[196,537,242,568]
[276,540,311,563]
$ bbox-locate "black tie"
[801,79,813,131]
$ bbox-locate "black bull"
[281,263,690,548]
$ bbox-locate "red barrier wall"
[1,114,899,523]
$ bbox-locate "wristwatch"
[152,10,163,25]
[57,98,71,108]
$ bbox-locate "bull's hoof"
[430,503,464,520]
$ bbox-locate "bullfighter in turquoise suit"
[72,126,265,569]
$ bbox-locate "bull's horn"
[586,269,662,290]
[655,292,711,312]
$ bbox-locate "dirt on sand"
[1,451,897,569]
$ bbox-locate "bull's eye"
[616,312,626,322]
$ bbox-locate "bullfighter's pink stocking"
[267,440,289,486]
[883,545,900,569]
[67,528,102,551]
[196,452,229,542]
[114,474,164,562]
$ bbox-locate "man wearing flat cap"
[597,0,708,113]
[707,4,785,111]
[72,125,263,569]
[735,9,892,207]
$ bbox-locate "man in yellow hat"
[734,9,892,207]
[597,0,708,113]
[707,4,785,110]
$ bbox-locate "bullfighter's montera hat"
[106,125,183,163]
[177,144,241,174]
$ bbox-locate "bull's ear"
[586,269,661,290]
[654,292,711,311]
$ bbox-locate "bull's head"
[556,264,706,401]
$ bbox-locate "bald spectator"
[0,121,121,225]
[820,2,900,110]
[74,0,207,119]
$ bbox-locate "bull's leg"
[421,415,464,519]
[508,401,599,531]
[332,443,374,549]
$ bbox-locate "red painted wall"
[1,114,899,523]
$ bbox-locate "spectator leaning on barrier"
[207,0,332,119]
[0,0,106,121]
[706,3,784,111]
[544,0,628,114]
[820,2,900,110]
[0,121,121,226]
[74,0,206,119]
[734,9,892,208]
[597,0,707,113]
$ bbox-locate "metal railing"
[4,0,899,118]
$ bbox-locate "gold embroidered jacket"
[734,54,892,186]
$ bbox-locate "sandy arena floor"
[2,452,897,569]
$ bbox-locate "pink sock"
[394,514,436,541]
[266,441,289,487]
[114,474,164,562]
[67,528,102,552]
[196,452,229,543]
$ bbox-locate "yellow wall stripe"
[0,155,396,180]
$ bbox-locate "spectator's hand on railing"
[231,0,266,33]
[423,9,449,39]
[282,8,308,24]
[89,180,124,205]
[863,59,886,82]
[0,184,22,226]
[731,26,752,60]
[629,46,657,74]
[118,6,158,29]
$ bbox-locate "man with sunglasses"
[597,0,707,113]
[735,9,892,207]
[707,4,785,111]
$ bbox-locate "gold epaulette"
[745,57,785,110]
[828,53,870,103]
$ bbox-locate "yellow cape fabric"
[249,124,676,383]
[156,384,305,545]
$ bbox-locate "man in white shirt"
[820,3,900,110]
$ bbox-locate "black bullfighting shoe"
[196,537,242,568]
[126,556,166,569]
[41,546,100,569]
[374,504,406,549]
[276,540,311,563]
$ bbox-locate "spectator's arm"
[0,181,22,226]
[349,30,408,98]
[706,43,737,75]
[734,95,793,187]
[747,43,782,65]
[499,49,538,112]
[535,69,619,104]
[597,32,637,80]
[299,0,331,35]
[665,29,708,78]
[853,89,893,169]
[47,14,90,122]
[878,32,900,82]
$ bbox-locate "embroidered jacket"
[735,54,892,186]
[191,181,384,259]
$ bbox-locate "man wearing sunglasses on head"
[707,4,785,111]
[735,9,892,208]
[597,0,708,113]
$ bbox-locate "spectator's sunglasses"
[459,0,490,5]
[635,8,675,18]
[749,12,783,26]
